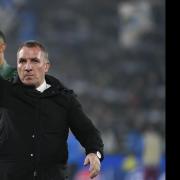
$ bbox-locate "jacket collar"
[12,74,67,93]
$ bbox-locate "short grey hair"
[17,40,50,63]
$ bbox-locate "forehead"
[18,46,43,59]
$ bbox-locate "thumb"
[84,157,90,166]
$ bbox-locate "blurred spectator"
[124,118,144,158]
[101,129,119,154]
[122,154,138,172]
[0,0,16,32]
[142,123,163,180]
[158,172,165,180]
[118,0,154,48]
[0,30,16,80]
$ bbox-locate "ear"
[45,63,50,73]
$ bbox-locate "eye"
[18,58,26,64]
[31,58,40,63]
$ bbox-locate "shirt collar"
[36,80,51,93]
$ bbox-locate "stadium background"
[0,0,165,179]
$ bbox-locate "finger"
[90,160,100,171]
[84,157,90,166]
[89,159,96,171]
[89,163,100,179]
[90,169,99,179]
[89,160,98,171]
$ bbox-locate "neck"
[36,80,45,88]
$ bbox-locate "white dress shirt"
[36,80,51,93]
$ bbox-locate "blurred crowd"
[0,0,165,179]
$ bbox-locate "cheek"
[36,66,47,76]
[0,45,5,52]
[17,65,23,72]
[17,65,22,73]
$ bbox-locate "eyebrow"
[18,58,26,62]
[31,58,41,63]
[18,57,41,62]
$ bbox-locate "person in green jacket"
[0,30,17,80]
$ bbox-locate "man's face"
[17,46,50,87]
[0,38,6,54]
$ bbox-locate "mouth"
[24,74,33,77]
[24,74,34,80]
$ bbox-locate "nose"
[25,62,32,71]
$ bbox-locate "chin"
[23,80,36,87]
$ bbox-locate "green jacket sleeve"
[0,61,17,81]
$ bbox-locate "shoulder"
[7,68,17,81]
[0,63,17,81]
[60,88,77,98]
[45,74,77,99]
